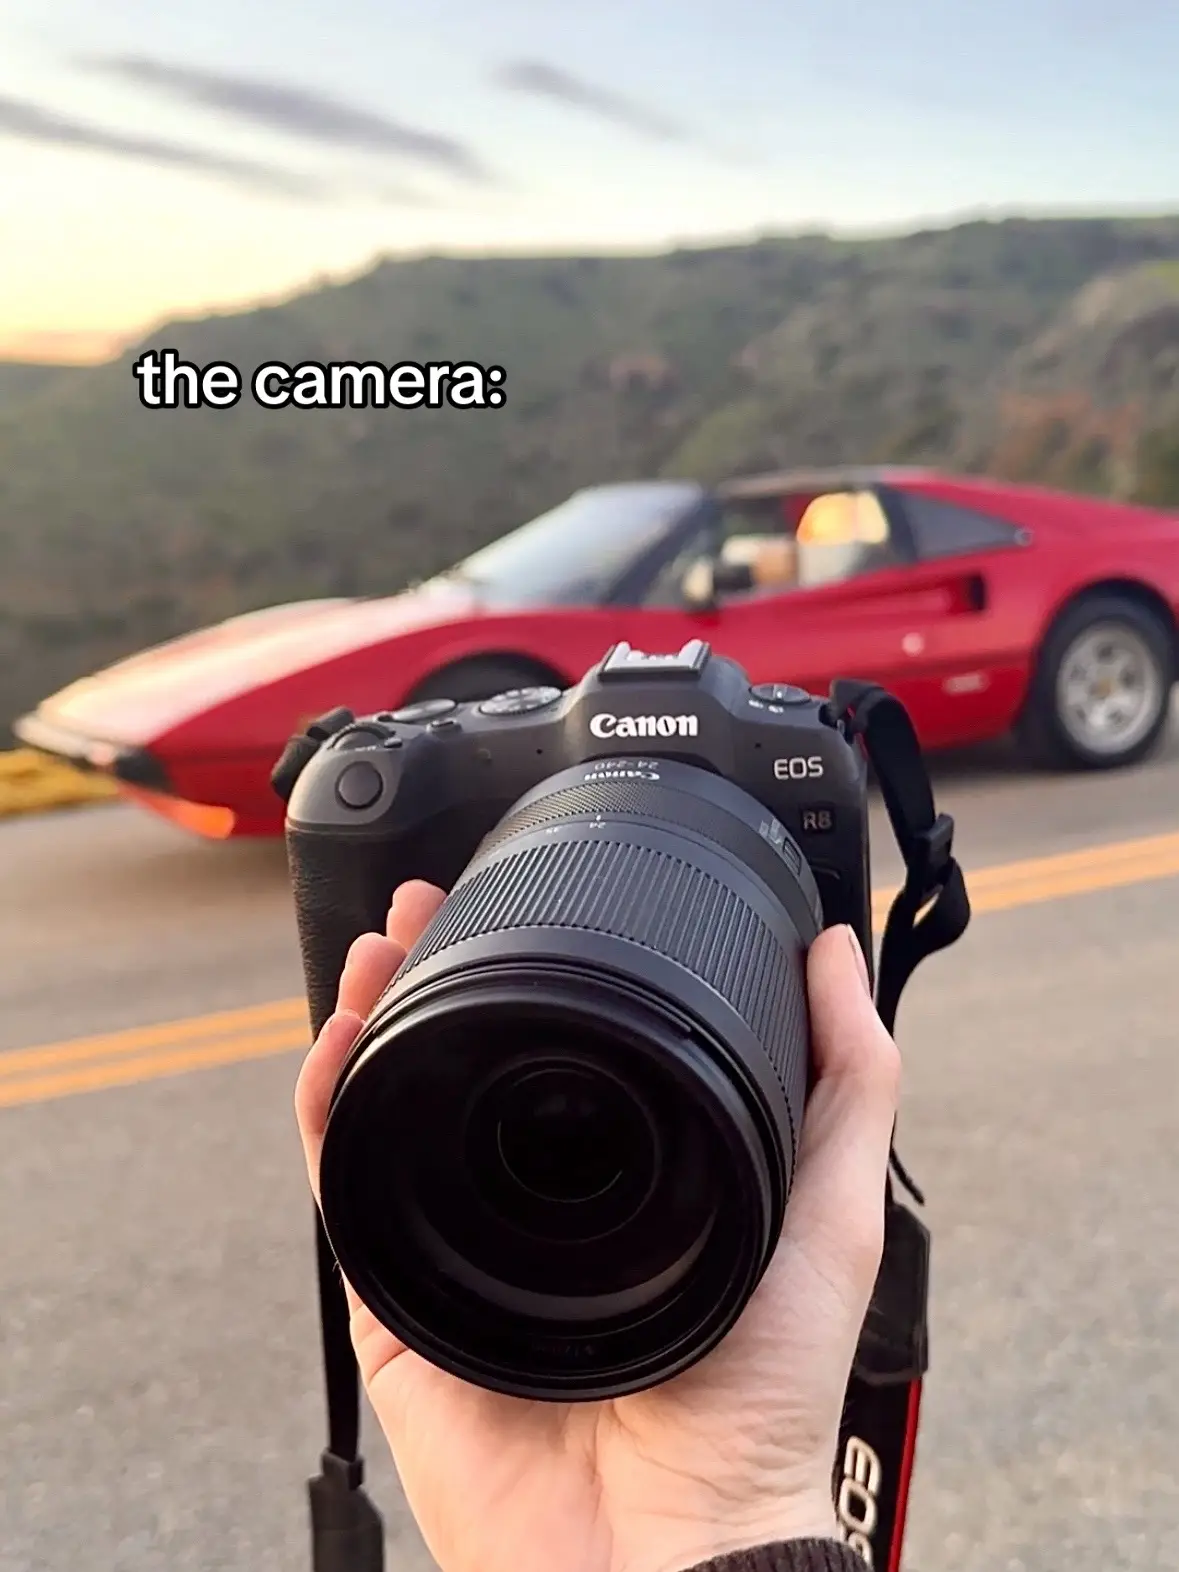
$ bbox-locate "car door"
[875,487,1034,746]
[689,485,1029,748]
[687,489,942,732]
[707,560,956,735]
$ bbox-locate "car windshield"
[429,483,705,606]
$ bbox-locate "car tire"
[406,656,568,706]
[1016,594,1175,771]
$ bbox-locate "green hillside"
[0,362,77,409]
[3,214,1179,738]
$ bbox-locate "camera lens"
[463,1053,663,1251]
[319,757,824,1401]
[484,1064,645,1210]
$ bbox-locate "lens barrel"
[318,758,823,1400]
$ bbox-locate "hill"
[951,260,1179,499]
[3,215,1179,738]
[0,362,77,409]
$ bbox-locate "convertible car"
[15,466,1179,837]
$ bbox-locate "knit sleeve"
[678,1541,865,1572]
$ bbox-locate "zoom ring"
[476,776,823,926]
[400,832,810,1110]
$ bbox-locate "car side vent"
[965,573,988,612]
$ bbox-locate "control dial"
[332,724,391,749]
[390,699,457,723]
[479,686,564,717]
[749,683,811,706]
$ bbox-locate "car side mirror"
[681,556,754,611]
[713,559,756,595]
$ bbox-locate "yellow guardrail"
[0,749,118,818]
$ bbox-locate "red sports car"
[15,466,1179,838]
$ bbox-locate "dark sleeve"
[679,1541,864,1572]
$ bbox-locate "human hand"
[296,881,900,1572]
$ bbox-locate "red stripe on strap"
[887,1380,923,1572]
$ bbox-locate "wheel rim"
[1054,622,1163,756]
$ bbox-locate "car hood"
[31,581,481,748]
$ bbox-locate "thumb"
[780,926,901,1312]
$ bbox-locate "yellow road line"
[967,834,1179,913]
[870,826,1179,923]
[0,1026,308,1109]
[4,827,1179,1109]
[0,997,308,1079]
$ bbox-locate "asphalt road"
[2,722,1178,1572]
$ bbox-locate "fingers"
[295,927,407,1200]
[779,925,901,1311]
[295,1008,366,1204]
[296,881,446,1202]
[386,880,446,951]
[337,930,406,1018]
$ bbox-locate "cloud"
[82,56,493,185]
[0,93,329,198]
[492,60,692,145]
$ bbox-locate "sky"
[2,0,1178,361]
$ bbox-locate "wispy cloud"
[492,60,692,145]
[81,56,494,185]
[0,93,332,199]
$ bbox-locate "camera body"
[282,640,878,1400]
[283,639,963,1557]
[286,639,873,1012]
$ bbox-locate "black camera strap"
[829,679,971,1570]
[302,681,969,1572]
[306,1212,384,1572]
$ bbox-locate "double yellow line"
[871,824,1179,923]
[0,998,310,1110]
[4,827,1179,1111]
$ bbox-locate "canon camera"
[279,640,883,1402]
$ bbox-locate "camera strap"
[829,679,971,1570]
[306,1210,385,1572]
[302,681,970,1572]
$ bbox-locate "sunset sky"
[3,0,1178,362]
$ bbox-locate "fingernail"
[846,927,872,994]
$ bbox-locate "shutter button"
[336,761,383,810]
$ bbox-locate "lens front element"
[484,1061,648,1210]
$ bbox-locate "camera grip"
[287,827,402,1040]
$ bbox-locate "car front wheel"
[1018,595,1175,770]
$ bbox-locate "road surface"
[2,727,1178,1572]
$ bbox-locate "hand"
[296,882,900,1572]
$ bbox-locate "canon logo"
[588,712,699,740]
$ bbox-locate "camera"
[282,640,878,1403]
